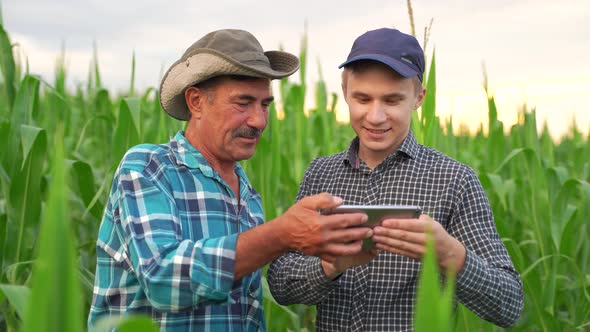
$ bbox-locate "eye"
[385,99,401,105]
[355,97,370,104]
[236,101,250,107]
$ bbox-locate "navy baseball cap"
[339,28,425,82]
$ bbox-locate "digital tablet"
[321,205,422,249]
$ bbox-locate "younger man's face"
[342,63,425,166]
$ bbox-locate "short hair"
[341,60,423,95]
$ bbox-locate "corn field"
[1,17,590,332]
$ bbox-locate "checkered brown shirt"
[267,132,523,331]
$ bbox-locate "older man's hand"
[278,193,373,263]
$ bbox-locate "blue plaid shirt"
[88,131,266,331]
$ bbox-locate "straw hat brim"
[160,49,299,121]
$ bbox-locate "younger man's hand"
[372,214,466,273]
[321,249,380,280]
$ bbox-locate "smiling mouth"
[365,128,390,134]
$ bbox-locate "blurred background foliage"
[0,5,589,331]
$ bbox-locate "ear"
[341,70,349,103]
[414,87,427,110]
[185,86,205,119]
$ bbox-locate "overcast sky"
[3,0,590,138]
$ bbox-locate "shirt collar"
[171,131,209,172]
[342,130,419,169]
[170,131,253,191]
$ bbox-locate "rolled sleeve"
[189,235,238,302]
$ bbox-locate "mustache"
[232,126,262,139]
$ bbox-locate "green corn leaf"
[129,50,136,96]
[480,173,508,211]
[118,316,159,332]
[91,315,159,332]
[421,50,436,147]
[411,109,423,143]
[0,213,5,274]
[11,74,40,129]
[493,147,527,174]
[262,276,302,332]
[487,95,498,127]
[439,267,455,329]
[486,96,506,171]
[0,284,30,319]
[0,22,16,109]
[0,120,10,185]
[298,26,307,94]
[502,238,525,272]
[125,97,142,138]
[112,97,141,164]
[92,41,102,89]
[2,75,41,178]
[140,87,161,142]
[414,230,452,332]
[67,159,103,220]
[54,42,67,97]
[4,126,46,279]
[23,126,83,332]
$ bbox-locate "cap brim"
[338,54,418,79]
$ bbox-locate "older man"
[88,29,372,331]
[268,28,523,331]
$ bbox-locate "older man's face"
[188,77,273,167]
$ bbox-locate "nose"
[247,104,268,130]
[365,102,386,124]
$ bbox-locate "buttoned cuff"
[306,257,340,291]
[455,249,486,296]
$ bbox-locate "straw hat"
[159,29,300,120]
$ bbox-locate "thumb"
[298,192,343,211]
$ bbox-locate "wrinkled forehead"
[211,76,273,98]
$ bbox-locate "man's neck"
[184,129,239,195]
[194,144,240,200]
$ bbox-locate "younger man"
[268,28,523,331]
